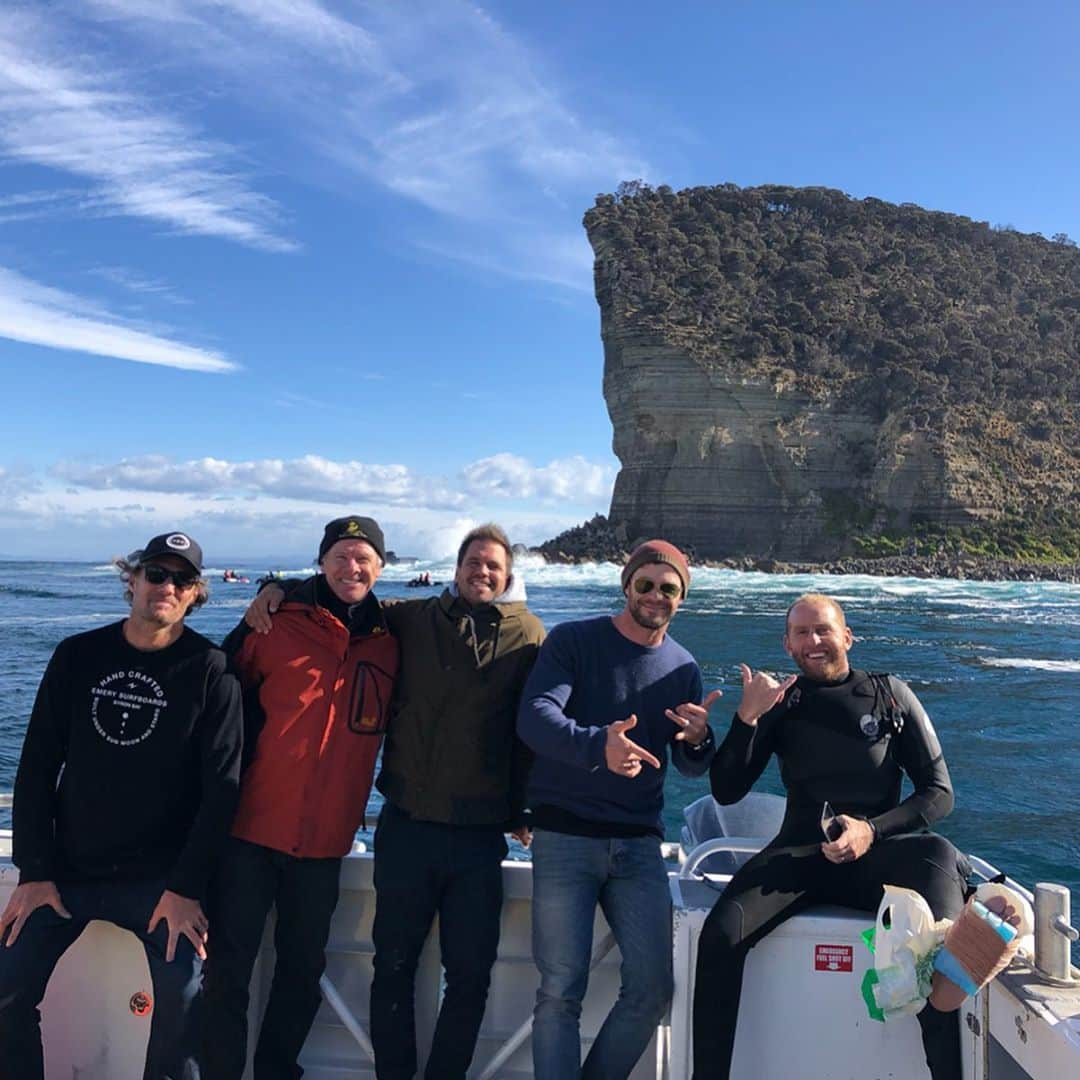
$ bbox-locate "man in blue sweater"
[517,540,720,1080]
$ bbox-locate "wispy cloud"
[88,0,400,77]
[0,187,89,224]
[0,9,293,252]
[79,0,643,287]
[0,265,235,372]
[52,450,615,507]
[0,463,39,496]
[88,266,190,305]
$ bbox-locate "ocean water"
[2,556,1078,936]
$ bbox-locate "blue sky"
[1,1,1078,561]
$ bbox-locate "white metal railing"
[965,853,1035,903]
[475,930,616,1080]
[318,974,376,1063]
[315,930,619,1078]
[677,837,769,880]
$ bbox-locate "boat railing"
[316,900,619,1080]
[314,836,681,1074]
[677,837,769,879]
[965,852,1035,903]
[317,973,376,1065]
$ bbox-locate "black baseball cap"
[139,532,204,574]
[318,516,386,564]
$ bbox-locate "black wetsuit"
[691,670,967,1079]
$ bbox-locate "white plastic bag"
[862,885,951,1021]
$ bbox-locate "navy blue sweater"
[517,616,713,834]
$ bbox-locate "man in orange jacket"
[201,516,399,1080]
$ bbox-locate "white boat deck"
[0,823,1077,1078]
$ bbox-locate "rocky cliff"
[585,183,1079,561]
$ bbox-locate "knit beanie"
[620,540,690,597]
[318,516,386,564]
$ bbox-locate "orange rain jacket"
[224,579,399,858]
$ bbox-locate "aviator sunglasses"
[632,578,682,599]
[143,564,199,590]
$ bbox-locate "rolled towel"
[928,896,1021,1011]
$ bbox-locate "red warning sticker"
[814,944,853,972]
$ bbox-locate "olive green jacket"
[376,588,545,827]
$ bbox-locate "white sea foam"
[979,658,1080,673]
[382,557,625,589]
[191,557,1079,626]
[0,613,114,627]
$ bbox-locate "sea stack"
[585,182,1079,561]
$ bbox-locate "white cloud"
[413,232,595,293]
[87,266,190,305]
[0,187,89,224]
[0,482,605,560]
[89,0,399,76]
[0,9,293,252]
[51,450,615,508]
[77,1,644,288]
[53,453,465,509]
[0,464,40,496]
[462,453,614,502]
[0,265,235,373]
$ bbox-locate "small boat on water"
[1,792,1076,1078]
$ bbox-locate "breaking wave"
[979,658,1080,673]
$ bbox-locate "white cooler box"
[668,875,984,1080]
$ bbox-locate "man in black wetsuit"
[692,592,967,1080]
[0,532,243,1080]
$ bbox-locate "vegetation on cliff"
[585,182,1079,561]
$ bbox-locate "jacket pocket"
[349,659,394,734]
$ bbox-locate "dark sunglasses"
[632,578,682,599]
[143,564,199,590]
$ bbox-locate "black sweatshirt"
[710,669,954,844]
[13,621,243,901]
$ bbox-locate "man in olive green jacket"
[247,524,545,1080]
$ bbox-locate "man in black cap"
[0,531,243,1080]
[201,516,400,1080]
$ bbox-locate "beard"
[794,651,849,682]
[629,599,672,632]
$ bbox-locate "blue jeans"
[370,802,507,1080]
[200,838,342,1080]
[0,876,203,1080]
[530,830,673,1080]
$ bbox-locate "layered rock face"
[586,183,1078,561]
[602,326,971,559]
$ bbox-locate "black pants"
[369,802,507,1080]
[0,876,202,1080]
[692,832,967,1080]
[200,838,342,1080]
